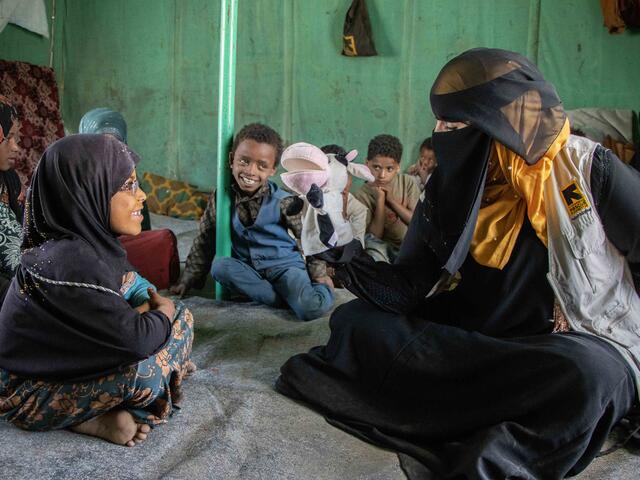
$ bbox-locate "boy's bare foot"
[71,409,151,447]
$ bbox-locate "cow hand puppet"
[280,142,374,256]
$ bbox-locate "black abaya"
[278,178,638,478]
[277,49,640,479]
[277,217,636,478]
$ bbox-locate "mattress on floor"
[2,218,637,479]
[149,212,199,262]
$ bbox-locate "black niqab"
[424,126,492,280]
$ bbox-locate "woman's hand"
[147,288,176,319]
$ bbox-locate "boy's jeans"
[211,257,334,321]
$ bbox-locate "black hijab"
[419,48,566,290]
[0,96,17,139]
[430,47,566,165]
[0,134,171,381]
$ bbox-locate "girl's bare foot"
[71,410,151,447]
[185,360,197,377]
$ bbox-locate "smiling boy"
[171,123,334,321]
[354,134,420,263]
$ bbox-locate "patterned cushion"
[140,172,208,220]
[168,191,209,221]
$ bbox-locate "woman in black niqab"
[0,134,195,447]
[277,48,640,479]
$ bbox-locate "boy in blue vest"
[170,123,334,321]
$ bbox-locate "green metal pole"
[214,0,238,300]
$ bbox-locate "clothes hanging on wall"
[601,0,640,33]
[342,0,377,57]
[0,0,48,37]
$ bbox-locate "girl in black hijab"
[0,134,195,447]
[277,48,640,478]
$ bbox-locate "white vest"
[544,135,640,394]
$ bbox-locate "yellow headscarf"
[470,119,570,269]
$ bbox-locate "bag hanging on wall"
[342,0,377,57]
[600,0,640,33]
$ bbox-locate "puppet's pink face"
[280,142,329,195]
[281,169,328,195]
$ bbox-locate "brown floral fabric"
[0,304,194,431]
[0,60,65,184]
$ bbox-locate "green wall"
[1,0,639,190]
[0,0,65,69]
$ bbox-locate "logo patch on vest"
[561,181,591,219]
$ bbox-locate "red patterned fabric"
[0,60,65,184]
[119,229,180,290]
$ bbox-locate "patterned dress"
[0,183,22,277]
[0,273,194,430]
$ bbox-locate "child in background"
[0,96,25,302]
[170,123,334,321]
[406,137,437,191]
[354,134,420,263]
[320,144,368,247]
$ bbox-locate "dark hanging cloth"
[342,0,377,57]
[0,134,171,381]
[620,0,640,27]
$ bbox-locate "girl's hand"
[148,288,175,319]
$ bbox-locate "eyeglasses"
[119,179,139,196]
[0,132,17,144]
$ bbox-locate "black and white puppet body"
[280,142,373,255]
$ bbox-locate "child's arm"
[171,191,217,296]
[121,271,156,310]
[367,187,386,238]
[383,176,420,226]
[383,191,414,225]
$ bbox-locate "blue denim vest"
[231,181,305,271]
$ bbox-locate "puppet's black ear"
[285,196,304,216]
